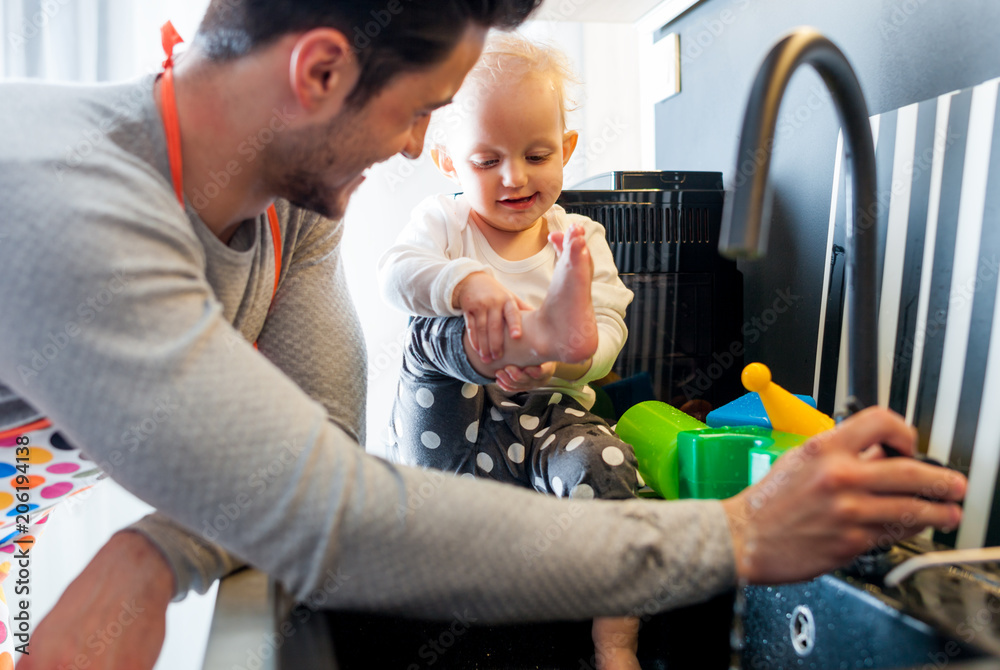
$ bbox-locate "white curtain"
[2,4,216,668]
[1,0,209,82]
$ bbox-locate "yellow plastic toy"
[741,362,834,437]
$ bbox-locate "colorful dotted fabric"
[0,424,105,658]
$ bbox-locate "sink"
[744,576,984,669]
[743,536,1000,669]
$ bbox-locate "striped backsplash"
[814,75,1000,549]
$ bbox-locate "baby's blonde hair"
[429,33,579,149]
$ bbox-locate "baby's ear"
[562,131,580,166]
[431,148,461,184]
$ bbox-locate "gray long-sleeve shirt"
[0,75,736,620]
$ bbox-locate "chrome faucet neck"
[718,27,879,409]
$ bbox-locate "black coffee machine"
[558,170,743,414]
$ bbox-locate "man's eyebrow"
[425,98,455,112]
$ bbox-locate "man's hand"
[453,272,531,363]
[721,406,966,584]
[20,531,174,670]
[495,362,557,392]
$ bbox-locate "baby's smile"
[499,193,539,210]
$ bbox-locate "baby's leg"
[387,317,523,487]
[592,616,641,670]
[525,401,637,500]
[387,317,493,473]
[520,400,640,670]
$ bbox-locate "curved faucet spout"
[719,27,878,409]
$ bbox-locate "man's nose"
[401,116,430,160]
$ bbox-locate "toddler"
[378,34,640,670]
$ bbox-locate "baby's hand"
[495,362,557,392]
[453,272,531,363]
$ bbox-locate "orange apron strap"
[254,204,283,352]
[0,419,51,442]
[158,22,185,204]
[156,23,282,349]
[266,204,282,298]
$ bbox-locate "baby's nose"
[502,161,527,187]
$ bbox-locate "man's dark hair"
[193,0,542,106]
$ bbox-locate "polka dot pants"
[387,317,638,500]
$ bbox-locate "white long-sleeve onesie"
[378,194,634,409]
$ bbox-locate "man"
[0,2,964,669]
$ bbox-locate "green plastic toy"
[616,401,808,500]
[678,425,808,499]
[615,401,704,500]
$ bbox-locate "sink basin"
[744,575,984,668]
[743,537,999,669]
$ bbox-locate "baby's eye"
[527,154,551,163]
[471,158,498,169]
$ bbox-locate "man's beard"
[282,169,343,220]
[269,110,371,220]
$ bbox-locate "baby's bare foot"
[532,224,598,363]
[593,616,641,670]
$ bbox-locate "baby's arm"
[452,271,532,363]
[377,196,491,317]
[379,197,530,362]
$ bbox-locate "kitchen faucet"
[718,27,879,411]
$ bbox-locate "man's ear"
[432,148,462,185]
[562,130,580,166]
[289,28,358,115]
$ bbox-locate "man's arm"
[3,177,963,665]
[22,408,965,670]
[19,531,174,670]
[119,203,368,603]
